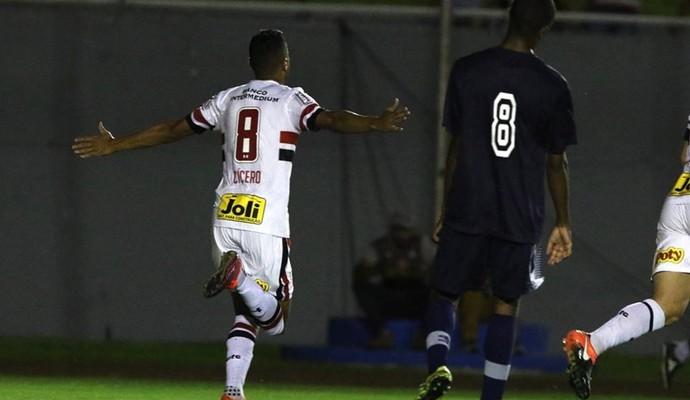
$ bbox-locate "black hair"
[508,0,556,35]
[249,29,289,76]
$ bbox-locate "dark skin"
[430,18,572,317]
[72,56,410,158]
[72,52,410,330]
[498,22,572,266]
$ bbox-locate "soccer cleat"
[415,366,452,400]
[661,342,683,389]
[563,330,598,400]
[220,395,245,400]
[203,251,242,298]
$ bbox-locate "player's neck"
[500,37,536,54]
[254,72,287,85]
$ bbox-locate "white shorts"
[652,199,690,277]
[212,226,293,301]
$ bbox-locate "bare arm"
[545,152,573,265]
[314,98,410,133]
[680,140,689,164]
[432,134,458,243]
[72,118,196,158]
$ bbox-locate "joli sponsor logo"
[217,193,266,225]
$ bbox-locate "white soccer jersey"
[188,80,322,237]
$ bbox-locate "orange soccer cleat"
[203,250,242,298]
[562,330,598,399]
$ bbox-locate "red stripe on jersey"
[280,131,299,145]
[299,103,319,131]
[192,108,213,129]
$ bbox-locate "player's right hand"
[72,121,116,158]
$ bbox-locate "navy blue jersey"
[442,46,577,244]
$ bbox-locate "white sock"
[225,315,257,394]
[673,340,690,363]
[234,267,247,288]
[236,277,284,335]
[236,276,277,319]
[590,299,665,355]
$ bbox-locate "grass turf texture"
[1,337,690,399]
[0,375,684,400]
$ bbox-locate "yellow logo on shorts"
[217,194,265,225]
[255,279,269,292]
[655,247,685,265]
[669,173,690,196]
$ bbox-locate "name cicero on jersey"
[185,79,323,238]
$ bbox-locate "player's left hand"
[546,224,572,265]
[375,98,410,132]
[72,121,116,158]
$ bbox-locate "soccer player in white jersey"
[563,113,690,399]
[72,29,410,400]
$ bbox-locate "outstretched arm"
[314,98,410,133]
[545,152,573,265]
[72,118,196,158]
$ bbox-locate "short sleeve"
[187,92,225,133]
[544,86,577,154]
[286,88,323,132]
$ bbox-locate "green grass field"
[0,374,685,400]
[1,337,689,400]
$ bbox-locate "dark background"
[2,1,690,356]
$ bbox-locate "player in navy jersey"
[564,114,690,399]
[72,29,409,400]
[415,1,576,399]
